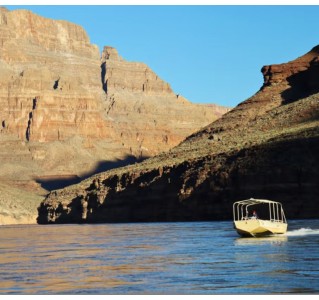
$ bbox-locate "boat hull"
[234,219,287,237]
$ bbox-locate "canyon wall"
[0,7,228,180]
[38,45,319,224]
[0,7,229,224]
[0,7,106,143]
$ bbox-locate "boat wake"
[286,228,319,236]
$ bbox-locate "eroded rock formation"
[38,45,319,223]
[0,7,229,224]
[0,8,228,177]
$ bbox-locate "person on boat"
[252,210,258,219]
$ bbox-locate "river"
[1,219,319,294]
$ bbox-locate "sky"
[3,3,319,107]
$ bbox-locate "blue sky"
[4,4,319,107]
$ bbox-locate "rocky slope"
[38,45,319,224]
[0,7,228,224]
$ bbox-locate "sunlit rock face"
[0,7,230,224]
[100,45,230,157]
[0,7,107,143]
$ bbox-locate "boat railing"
[270,218,285,223]
[233,199,287,224]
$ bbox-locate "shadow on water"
[35,155,147,191]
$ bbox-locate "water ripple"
[0,220,319,294]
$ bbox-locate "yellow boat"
[233,198,288,237]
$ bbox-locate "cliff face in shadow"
[35,155,145,191]
[38,46,319,224]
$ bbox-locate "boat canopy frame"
[233,198,287,223]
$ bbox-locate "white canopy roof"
[233,198,282,206]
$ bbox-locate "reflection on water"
[0,220,319,294]
[234,235,288,246]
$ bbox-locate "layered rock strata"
[101,46,229,157]
[0,8,228,178]
[0,7,229,224]
[38,46,319,223]
[0,7,106,143]
[0,7,111,184]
